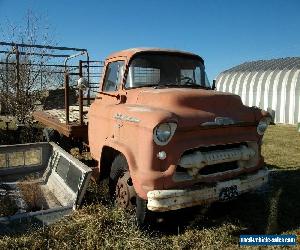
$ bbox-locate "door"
[88,60,125,161]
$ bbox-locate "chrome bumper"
[147,169,268,212]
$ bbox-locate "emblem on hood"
[114,113,140,123]
[201,117,235,126]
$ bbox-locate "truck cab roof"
[106,48,204,63]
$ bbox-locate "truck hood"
[135,88,257,128]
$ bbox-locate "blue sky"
[0,0,299,81]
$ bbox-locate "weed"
[17,181,44,212]
[0,195,18,217]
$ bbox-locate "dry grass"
[17,182,44,212]
[0,117,17,130]
[0,195,18,217]
[0,125,299,249]
[0,118,44,145]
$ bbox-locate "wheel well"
[99,146,121,180]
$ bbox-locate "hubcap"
[115,171,136,209]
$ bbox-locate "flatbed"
[34,105,89,140]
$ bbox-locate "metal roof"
[224,57,300,73]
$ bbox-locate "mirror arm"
[212,79,216,90]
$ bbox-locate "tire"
[109,154,152,227]
[136,196,153,228]
[109,154,136,209]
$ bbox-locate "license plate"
[219,185,239,201]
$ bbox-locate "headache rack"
[33,58,104,141]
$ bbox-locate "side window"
[204,72,211,88]
[102,61,125,92]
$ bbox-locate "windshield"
[125,53,211,89]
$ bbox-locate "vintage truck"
[33,48,271,225]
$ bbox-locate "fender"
[105,140,148,199]
[106,140,138,171]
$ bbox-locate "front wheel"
[109,154,152,226]
[109,154,136,209]
[136,196,154,227]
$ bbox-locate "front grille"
[182,142,247,156]
[175,142,251,178]
[199,161,239,175]
[175,161,239,176]
[176,165,187,172]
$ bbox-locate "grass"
[0,125,299,249]
[17,182,45,212]
[262,125,300,170]
[0,194,18,217]
[0,118,43,145]
[0,179,45,217]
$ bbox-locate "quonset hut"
[215,57,300,125]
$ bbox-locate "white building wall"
[216,69,300,125]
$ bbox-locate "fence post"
[64,72,70,125]
[79,60,83,125]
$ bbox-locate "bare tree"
[0,10,59,123]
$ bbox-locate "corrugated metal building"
[215,57,300,124]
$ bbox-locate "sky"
[0,0,300,81]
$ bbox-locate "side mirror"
[77,77,89,90]
[212,79,216,90]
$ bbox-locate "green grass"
[0,125,299,249]
[262,125,300,170]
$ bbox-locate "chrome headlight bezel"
[257,117,271,135]
[153,122,177,145]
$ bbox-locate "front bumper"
[147,168,268,212]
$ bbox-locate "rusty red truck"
[34,48,271,225]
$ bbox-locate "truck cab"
[87,48,270,224]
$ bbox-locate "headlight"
[153,122,177,145]
[257,117,271,135]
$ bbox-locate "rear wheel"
[109,154,151,226]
